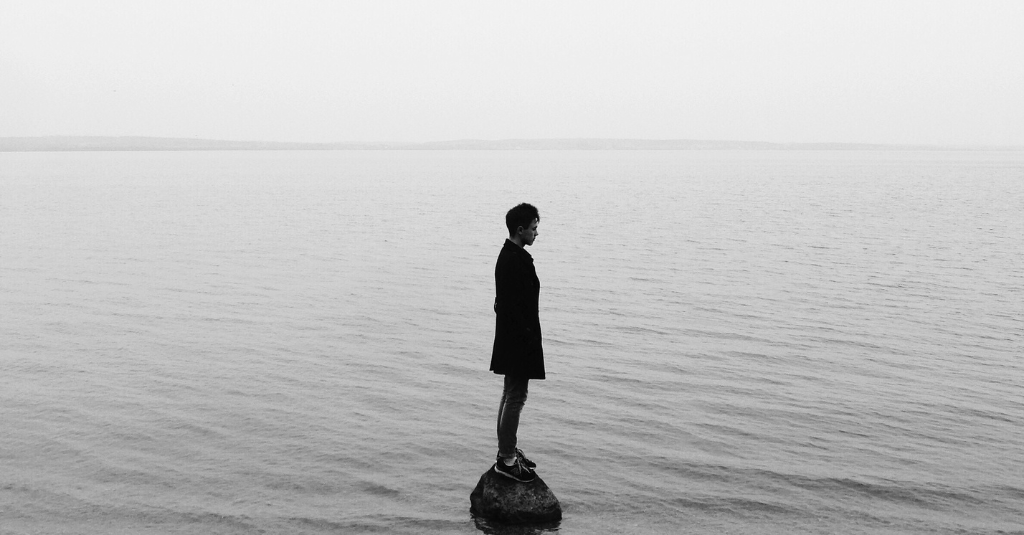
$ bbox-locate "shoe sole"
[493,463,536,483]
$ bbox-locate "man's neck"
[509,236,525,248]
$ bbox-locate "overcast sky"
[2,1,1022,145]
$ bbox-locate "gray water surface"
[1,150,1021,534]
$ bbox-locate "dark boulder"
[470,467,562,524]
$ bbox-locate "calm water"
[1,150,1022,534]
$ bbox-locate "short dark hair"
[505,203,540,235]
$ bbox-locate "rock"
[470,467,562,524]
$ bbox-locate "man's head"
[506,203,540,247]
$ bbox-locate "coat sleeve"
[495,253,531,342]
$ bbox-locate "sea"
[1,149,1021,534]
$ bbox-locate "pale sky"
[2,1,1022,145]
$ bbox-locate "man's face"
[520,218,539,246]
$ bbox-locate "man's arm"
[495,254,531,340]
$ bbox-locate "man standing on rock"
[490,203,544,483]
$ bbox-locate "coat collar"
[504,238,533,261]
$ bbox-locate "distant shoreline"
[1,136,1021,152]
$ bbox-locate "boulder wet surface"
[470,467,562,525]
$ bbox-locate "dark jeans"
[496,375,529,460]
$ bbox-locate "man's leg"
[496,375,529,463]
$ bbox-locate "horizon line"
[2,135,1023,152]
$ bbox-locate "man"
[490,203,544,483]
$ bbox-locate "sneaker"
[495,448,537,469]
[515,448,537,469]
[493,458,536,483]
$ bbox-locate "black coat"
[489,239,545,379]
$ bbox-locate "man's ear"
[516,226,524,235]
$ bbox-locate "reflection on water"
[473,516,561,535]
